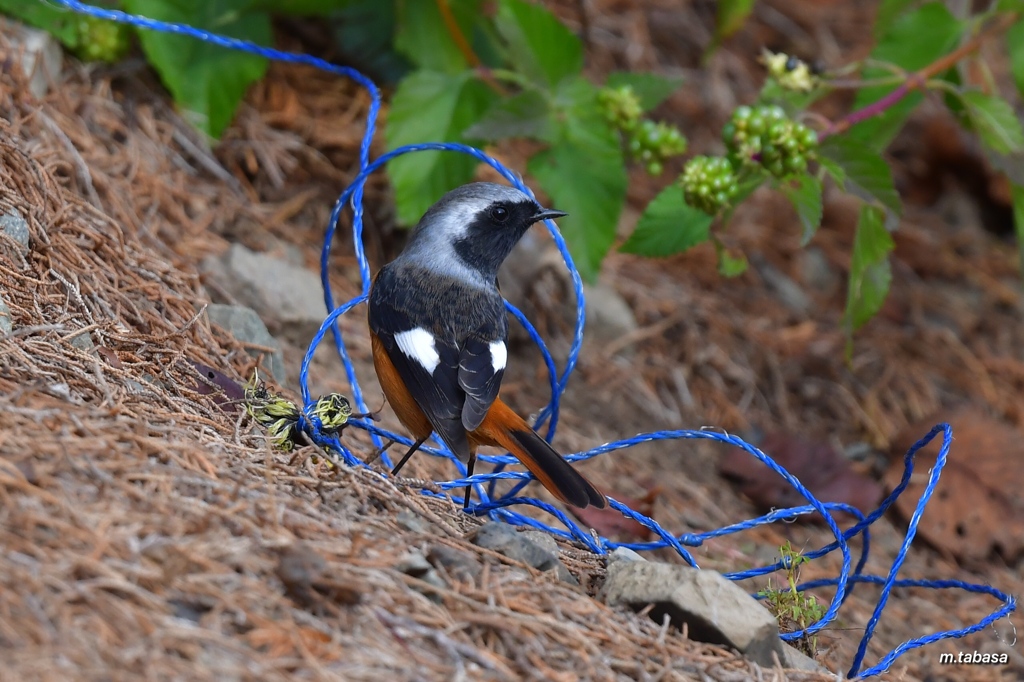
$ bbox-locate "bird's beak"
[533,207,568,223]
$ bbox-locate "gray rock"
[69,331,94,353]
[752,255,811,317]
[427,544,481,582]
[202,244,327,344]
[779,642,831,673]
[472,522,577,584]
[606,547,647,565]
[0,209,30,258]
[0,19,63,99]
[0,294,11,335]
[583,282,638,347]
[395,552,446,599]
[799,246,839,298]
[206,303,286,383]
[395,510,430,535]
[601,560,783,667]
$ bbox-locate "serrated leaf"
[961,90,1024,155]
[780,175,823,245]
[849,3,961,150]
[528,78,626,280]
[714,0,755,42]
[820,136,901,214]
[818,156,847,190]
[845,204,894,332]
[605,71,683,111]
[395,0,480,73]
[124,0,270,138]
[1008,19,1024,100]
[463,90,553,141]
[620,185,711,257]
[386,70,498,225]
[1012,184,1024,276]
[495,0,582,87]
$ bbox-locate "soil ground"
[0,1,1022,681]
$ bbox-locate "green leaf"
[395,0,481,73]
[757,78,827,113]
[874,0,920,37]
[960,90,1024,155]
[780,175,823,245]
[0,0,83,46]
[820,136,901,214]
[249,0,354,14]
[1012,184,1024,276]
[529,77,626,280]
[463,90,553,141]
[329,0,412,85]
[849,3,961,150]
[714,0,756,42]
[620,185,712,257]
[818,156,847,191]
[386,70,498,225]
[124,0,270,139]
[713,239,749,277]
[605,71,683,111]
[845,204,894,332]
[495,0,582,87]
[1007,19,1024,100]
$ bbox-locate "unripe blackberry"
[681,155,739,215]
[724,105,819,178]
[597,85,643,132]
[75,17,131,63]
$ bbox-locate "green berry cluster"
[680,156,738,215]
[598,85,687,176]
[722,105,818,178]
[74,17,131,63]
[627,120,687,176]
[597,85,643,132]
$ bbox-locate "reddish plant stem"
[819,11,1019,141]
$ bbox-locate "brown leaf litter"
[0,41,836,682]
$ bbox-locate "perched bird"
[368,182,606,509]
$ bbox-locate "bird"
[367,182,606,509]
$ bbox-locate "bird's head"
[401,182,566,284]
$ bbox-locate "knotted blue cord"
[52,2,1016,677]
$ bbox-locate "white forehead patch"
[395,328,440,374]
[489,340,507,374]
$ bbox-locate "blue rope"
[52,2,1016,678]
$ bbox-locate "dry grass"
[0,29,841,682]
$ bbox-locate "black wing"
[458,334,505,432]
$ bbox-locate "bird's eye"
[490,206,509,223]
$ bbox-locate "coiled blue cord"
[49,2,1016,677]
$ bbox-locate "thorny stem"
[819,11,1020,140]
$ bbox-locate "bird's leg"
[462,452,476,510]
[390,435,428,476]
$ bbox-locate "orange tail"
[472,400,606,509]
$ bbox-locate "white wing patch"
[489,340,507,374]
[395,328,440,374]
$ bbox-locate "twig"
[819,11,1019,140]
